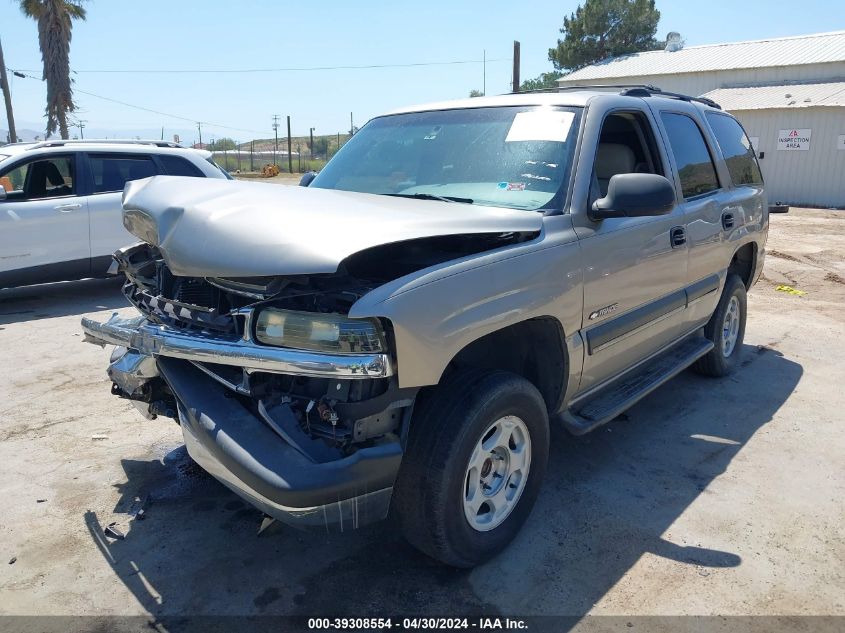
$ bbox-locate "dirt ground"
[0,208,843,625]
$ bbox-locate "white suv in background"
[0,140,232,289]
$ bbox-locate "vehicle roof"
[384,91,598,115]
[0,141,212,161]
[382,90,723,117]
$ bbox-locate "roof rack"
[620,86,722,109]
[26,139,184,150]
[509,83,660,95]
[508,83,722,109]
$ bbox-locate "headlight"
[254,308,386,353]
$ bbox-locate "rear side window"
[158,154,204,177]
[89,154,158,193]
[660,112,720,199]
[705,113,763,186]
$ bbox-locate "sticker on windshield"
[498,182,526,191]
[505,110,575,143]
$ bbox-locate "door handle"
[722,211,735,230]
[54,203,82,212]
[670,226,686,248]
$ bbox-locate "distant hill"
[1,128,43,143]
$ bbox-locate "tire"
[693,274,747,377]
[393,370,549,568]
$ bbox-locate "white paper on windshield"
[505,110,575,143]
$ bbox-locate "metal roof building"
[559,31,845,207]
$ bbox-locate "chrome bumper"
[81,312,393,379]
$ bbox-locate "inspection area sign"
[777,128,811,150]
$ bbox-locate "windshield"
[311,105,581,211]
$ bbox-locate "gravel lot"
[0,207,843,624]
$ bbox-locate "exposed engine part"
[258,399,342,463]
[317,401,339,425]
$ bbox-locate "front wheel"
[693,274,747,377]
[393,370,549,568]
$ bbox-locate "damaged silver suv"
[82,87,767,567]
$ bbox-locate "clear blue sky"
[1,0,842,143]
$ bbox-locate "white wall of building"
[735,108,845,208]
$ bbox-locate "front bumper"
[81,312,393,379]
[82,313,403,528]
[159,359,400,529]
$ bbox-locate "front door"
[0,153,90,286]
[571,105,689,394]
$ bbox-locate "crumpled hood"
[121,176,543,278]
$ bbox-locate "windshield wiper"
[383,192,474,204]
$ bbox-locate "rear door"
[0,153,90,285]
[571,100,689,394]
[82,152,159,272]
[651,106,736,328]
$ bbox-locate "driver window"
[591,111,663,203]
[0,156,75,201]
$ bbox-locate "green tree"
[549,0,661,72]
[468,89,483,98]
[520,71,563,92]
[19,0,87,140]
[207,137,236,151]
[310,136,329,159]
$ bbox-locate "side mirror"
[590,173,676,220]
[299,171,317,187]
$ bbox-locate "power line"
[7,69,266,135]
[15,57,509,75]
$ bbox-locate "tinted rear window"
[90,154,158,193]
[158,154,204,177]
[705,113,763,186]
[660,112,720,199]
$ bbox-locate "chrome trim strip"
[81,312,393,379]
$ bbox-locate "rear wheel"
[393,370,549,568]
[693,274,747,377]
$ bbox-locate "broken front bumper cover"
[158,358,401,529]
[82,313,402,528]
[81,312,393,379]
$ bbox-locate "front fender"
[349,215,584,388]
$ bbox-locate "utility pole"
[350,112,354,135]
[336,132,340,156]
[196,122,203,146]
[0,37,18,144]
[286,116,293,174]
[272,115,280,166]
[483,49,486,96]
[250,140,254,172]
[272,117,280,162]
[309,127,315,160]
[512,41,521,93]
[76,120,86,139]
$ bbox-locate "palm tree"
[19,0,87,139]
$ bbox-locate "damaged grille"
[116,244,239,334]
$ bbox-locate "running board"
[559,336,713,436]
